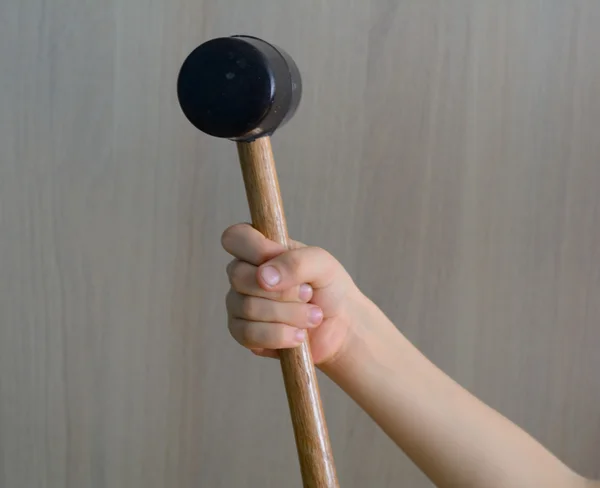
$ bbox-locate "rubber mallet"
[177,35,339,488]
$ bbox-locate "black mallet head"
[177,35,302,142]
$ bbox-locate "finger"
[221,223,284,265]
[227,260,313,303]
[256,247,344,291]
[221,223,306,265]
[250,348,280,359]
[226,290,323,329]
[228,318,307,349]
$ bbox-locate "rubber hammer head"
[177,35,302,141]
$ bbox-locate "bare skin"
[221,223,598,488]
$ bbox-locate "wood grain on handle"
[237,138,339,488]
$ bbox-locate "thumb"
[256,246,342,292]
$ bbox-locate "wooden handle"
[237,138,339,488]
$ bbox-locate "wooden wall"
[1,1,598,486]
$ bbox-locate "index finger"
[221,223,305,266]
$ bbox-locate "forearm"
[321,292,588,488]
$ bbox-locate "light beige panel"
[0,0,598,487]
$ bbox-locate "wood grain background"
[1,1,599,486]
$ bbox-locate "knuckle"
[242,324,266,347]
[241,296,257,317]
[279,287,298,302]
[240,325,253,345]
[312,246,332,261]
[221,223,250,252]
[275,325,291,344]
[284,252,304,275]
[227,317,240,342]
[221,227,236,250]
[227,260,243,288]
[228,318,259,349]
[225,289,236,310]
[310,246,339,277]
[264,287,284,301]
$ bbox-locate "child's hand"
[221,223,360,365]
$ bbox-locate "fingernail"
[295,330,306,343]
[261,266,280,287]
[299,283,313,302]
[308,307,323,325]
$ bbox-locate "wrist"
[318,288,402,378]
